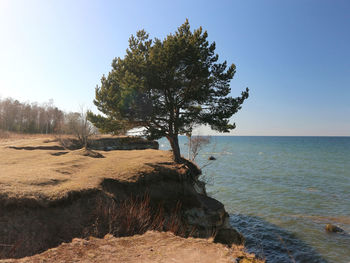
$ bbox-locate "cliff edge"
[0,136,262,262]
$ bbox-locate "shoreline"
[0,136,262,262]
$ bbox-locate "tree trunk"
[187,135,191,160]
[167,135,181,163]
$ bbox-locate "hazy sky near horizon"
[0,0,349,136]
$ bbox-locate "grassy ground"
[0,135,264,262]
[0,135,176,205]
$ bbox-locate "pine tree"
[89,20,249,163]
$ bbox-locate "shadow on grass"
[8,145,65,150]
[230,214,328,263]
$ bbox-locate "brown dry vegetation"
[1,231,263,263]
[0,131,51,142]
[0,136,263,262]
[0,136,177,205]
[89,194,187,238]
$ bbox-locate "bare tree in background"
[65,108,97,148]
[186,134,211,161]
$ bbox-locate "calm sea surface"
[158,136,350,263]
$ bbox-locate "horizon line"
[180,135,350,137]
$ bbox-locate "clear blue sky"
[0,0,349,136]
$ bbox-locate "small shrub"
[186,135,211,161]
[64,109,97,148]
[88,194,188,238]
[56,136,82,150]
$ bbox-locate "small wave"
[307,187,319,192]
[230,214,328,263]
[202,151,232,155]
[203,152,220,155]
[289,214,350,225]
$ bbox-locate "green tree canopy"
[89,20,249,163]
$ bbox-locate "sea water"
[158,136,350,263]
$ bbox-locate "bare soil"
[1,231,262,263]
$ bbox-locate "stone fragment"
[325,224,344,233]
[214,228,245,246]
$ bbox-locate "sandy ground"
[0,136,177,204]
[1,231,261,263]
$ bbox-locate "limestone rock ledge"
[91,136,159,151]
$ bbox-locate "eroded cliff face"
[0,160,243,259]
[0,137,244,260]
[98,160,243,243]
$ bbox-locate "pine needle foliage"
[89,20,249,162]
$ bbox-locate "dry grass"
[0,131,52,142]
[88,194,187,238]
[0,135,265,263]
[0,130,10,139]
[0,136,181,205]
[0,193,187,259]
[3,231,264,263]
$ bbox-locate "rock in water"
[208,156,216,160]
[325,224,344,233]
[214,228,244,246]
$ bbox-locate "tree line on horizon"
[0,97,91,135]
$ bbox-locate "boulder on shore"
[214,228,244,246]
